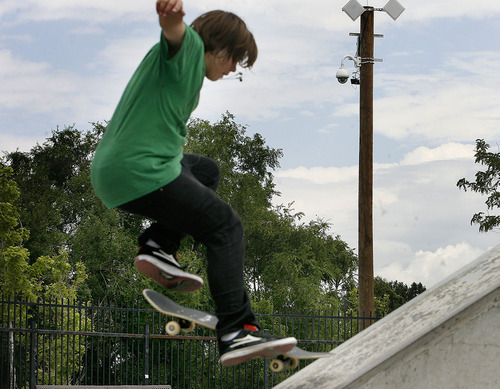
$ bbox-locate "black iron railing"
[1,296,379,389]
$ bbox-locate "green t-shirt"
[91,25,205,209]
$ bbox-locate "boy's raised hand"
[156,0,185,17]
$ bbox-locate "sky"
[1,0,500,289]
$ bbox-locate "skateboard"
[142,289,332,370]
[143,289,217,334]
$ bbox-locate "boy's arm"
[156,0,186,54]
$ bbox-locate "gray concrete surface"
[274,243,500,388]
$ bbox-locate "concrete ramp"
[275,244,500,388]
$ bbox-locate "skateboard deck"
[143,289,217,334]
[143,289,332,370]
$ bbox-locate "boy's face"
[205,50,237,81]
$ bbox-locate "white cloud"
[3,0,499,153]
[0,133,42,154]
[275,165,358,184]
[376,242,487,288]
[406,1,500,20]
[0,50,86,127]
[88,35,155,76]
[1,0,149,23]
[1,0,499,290]
[0,33,32,43]
[4,0,500,25]
[0,31,158,135]
[0,50,75,112]
[371,51,500,143]
[400,143,474,165]
[273,145,499,287]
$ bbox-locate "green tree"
[0,161,91,388]
[342,278,426,318]
[6,125,103,260]
[5,125,149,304]
[6,114,358,313]
[29,252,91,386]
[186,112,281,210]
[0,161,32,298]
[374,277,426,315]
[457,139,500,232]
[185,113,358,312]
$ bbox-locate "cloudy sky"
[1,0,499,288]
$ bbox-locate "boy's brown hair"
[190,10,257,68]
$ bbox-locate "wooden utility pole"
[341,0,404,330]
[358,6,375,330]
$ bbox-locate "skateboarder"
[90,0,296,366]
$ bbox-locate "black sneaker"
[134,245,203,292]
[219,325,297,367]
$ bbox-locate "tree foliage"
[0,161,32,297]
[343,277,426,317]
[457,139,500,232]
[374,277,426,315]
[0,160,91,388]
[7,125,102,260]
[1,113,430,388]
[3,113,413,314]
[6,125,147,304]
[185,113,357,311]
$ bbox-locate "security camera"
[336,55,361,84]
[336,67,350,84]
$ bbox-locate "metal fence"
[0,295,378,389]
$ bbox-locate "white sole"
[135,254,203,292]
[220,337,297,367]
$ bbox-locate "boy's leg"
[120,154,296,363]
[120,154,256,333]
[136,152,221,254]
[137,153,220,249]
[182,153,220,191]
[126,154,220,290]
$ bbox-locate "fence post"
[144,324,150,385]
[264,329,269,389]
[30,321,36,389]
[9,321,15,389]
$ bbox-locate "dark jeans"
[120,153,257,337]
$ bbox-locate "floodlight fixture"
[383,0,405,20]
[342,0,365,21]
[342,0,405,21]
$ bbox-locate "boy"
[91,0,296,366]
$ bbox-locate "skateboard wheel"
[286,357,299,370]
[270,359,284,373]
[165,321,181,335]
[179,319,195,333]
